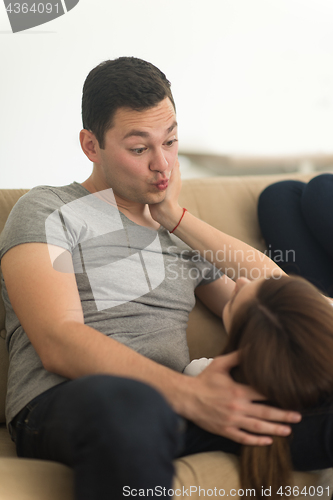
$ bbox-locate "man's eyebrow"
[167,121,178,134]
[122,121,177,140]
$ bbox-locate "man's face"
[95,97,178,206]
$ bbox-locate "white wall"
[1,0,333,188]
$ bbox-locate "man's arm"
[1,242,300,445]
[1,242,188,397]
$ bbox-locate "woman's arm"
[150,162,285,281]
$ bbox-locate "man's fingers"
[236,415,293,437]
[212,353,267,400]
[225,427,273,446]
[216,351,240,370]
[238,384,267,401]
[214,355,303,425]
[194,355,301,443]
[248,402,302,424]
[224,411,297,444]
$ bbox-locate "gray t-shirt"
[0,182,222,423]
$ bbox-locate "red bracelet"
[170,208,187,234]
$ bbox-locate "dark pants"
[258,173,333,296]
[10,375,333,500]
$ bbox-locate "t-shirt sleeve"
[189,252,224,287]
[197,260,224,286]
[0,187,71,260]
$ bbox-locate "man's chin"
[145,191,166,205]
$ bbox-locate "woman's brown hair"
[223,275,333,499]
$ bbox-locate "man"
[0,57,301,499]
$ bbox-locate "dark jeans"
[9,375,333,500]
[258,173,333,296]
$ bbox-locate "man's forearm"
[33,319,302,446]
[42,319,195,417]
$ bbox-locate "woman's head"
[223,275,333,411]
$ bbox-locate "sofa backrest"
[179,173,311,250]
[0,173,315,424]
[0,189,29,423]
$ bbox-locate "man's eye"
[131,148,147,154]
[165,139,178,147]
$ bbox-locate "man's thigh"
[13,375,184,465]
[11,375,185,499]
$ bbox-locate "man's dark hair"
[82,57,176,149]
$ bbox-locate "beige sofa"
[0,173,332,499]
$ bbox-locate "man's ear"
[80,129,101,163]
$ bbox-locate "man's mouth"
[154,180,169,191]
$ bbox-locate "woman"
[187,275,333,498]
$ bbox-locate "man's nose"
[149,149,168,173]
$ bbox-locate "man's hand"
[149,158,183,230]
[183,351,301,446]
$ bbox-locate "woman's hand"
[149,159,183,230]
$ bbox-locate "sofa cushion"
[0,452,331,500]
[0,458,74,500]
[174,452,333,499]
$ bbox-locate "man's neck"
[81,176,160,230]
